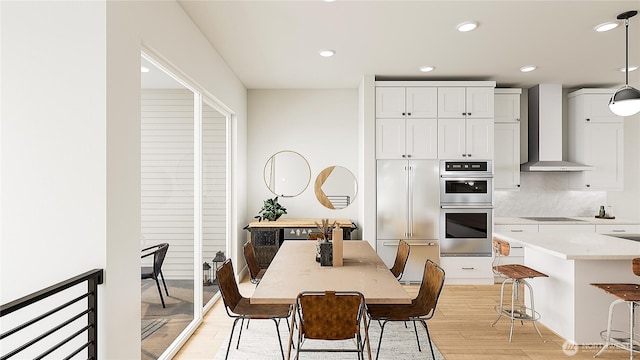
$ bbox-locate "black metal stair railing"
[0,269,104,360]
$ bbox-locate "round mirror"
[263,150,311,197]
[314,166,358,209]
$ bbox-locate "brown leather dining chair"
[216,258,292,360]
[288,290,371,360]
[243,240,266,284]
[141,243,170,308]
[389,239,411,280]
[367,259,445,360]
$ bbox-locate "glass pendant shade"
[609,85,640,116]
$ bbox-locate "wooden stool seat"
[591,283,640,302]
[491,237,547,343]
[494,264,548,280]
[590,258,640,360]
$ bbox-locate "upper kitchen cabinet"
[494,88,521,122]
[376,87,438,159]
[494,89,522,190]
[568,89,624,191]
[437,87,494,119]
[437,117,493,159]
[376,87,437,118]
[437,86,494,159]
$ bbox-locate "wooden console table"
[244,218,355,268]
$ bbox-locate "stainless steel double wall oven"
[439,160,493,256]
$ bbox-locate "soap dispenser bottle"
[598,205,606,217]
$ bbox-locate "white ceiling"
[176,0,640,91]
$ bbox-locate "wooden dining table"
[250,240,411,305]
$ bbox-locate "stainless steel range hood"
[520,84,593,172]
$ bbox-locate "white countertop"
[494,231,640,260]
[495,216,640,225]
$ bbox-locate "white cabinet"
[438,118,493,159]
[376,87,438,159]
[568,89,624,191]
[376,118,438,159]
[437,87,494,159]
[494,224,539,234]
[494,89,522,190]
[437,87,494,119]
[494,89,522,123]
[538,224,596,233]
[596,224,640,234]
[440,257,493,285]
[376,87,437,118]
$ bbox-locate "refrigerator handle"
[407,163,413,238]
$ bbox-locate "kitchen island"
[494,231,640,344]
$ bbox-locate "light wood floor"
[175,276,632,359]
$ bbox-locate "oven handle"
[440,205,494,209]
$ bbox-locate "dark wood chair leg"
[154,278,166,308]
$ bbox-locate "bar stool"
[591,258,640,360]
[491,237,548,342]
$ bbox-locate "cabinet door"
[494,123,520,189]
[583,122,624,190]
[437,118,466,159]
[406,118,438,159]
[583,93,619,123]
[596,224,640,234]
[494,93,520,123]
[376,87,406,118]
[437,87,466,118]
[465,118,494,159]
[376,118,406,159]
[538,224,595,232]
[494,224,539,233]
[406,87,438,118]
[466,87,494,118]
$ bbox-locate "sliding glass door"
[140,52,230,360]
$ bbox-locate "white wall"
[247,89,360,236]
[1,0,107,315]
[1,1,248,358]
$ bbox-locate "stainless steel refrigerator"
[376,159,440,283]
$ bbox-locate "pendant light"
[609,10,640,117]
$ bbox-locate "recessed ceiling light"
[457,21,478,32]
[594,21,619,32]
[323,0,335,2]
[520,65,537,73]
[419,66,435,73]
[319,49,335,57]
[141,66,150,73]
[620,65,638,72]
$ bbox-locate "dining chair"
[243,240,266,284]
[216,259,292,360]
[287,290,371,360]
[366,259,445,360]
[491,237,548,342]
[389,239,410,280]
[141,243,170,308]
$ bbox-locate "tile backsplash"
[494,172,607,217]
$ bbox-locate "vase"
[319,241,333,266]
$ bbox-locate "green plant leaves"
[255,196,287,222]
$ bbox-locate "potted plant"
[254,196,287,222]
